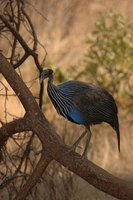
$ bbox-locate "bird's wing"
[72,83,117,124]
[57,80,117,124]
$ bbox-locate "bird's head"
[40,69,53,84]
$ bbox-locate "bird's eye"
[49,69,53,75]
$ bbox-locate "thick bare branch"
[0,116,30,162]
[0,117,30,148]
[0,53,39,112]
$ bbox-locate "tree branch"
[14,153,52,200]
[0,53,39,112]
[0,14,42,72]
[0,52,133,199]
[28,113,133,200]
[0,12,45,108]
[0,15,30,56]
[21,5,38,52]
[0,117,30,149]
[10,0,21,65]
[13,52,29,69]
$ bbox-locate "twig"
[0,14,42,72]
[14,153,52,200]
[0,10,46,109]
[25,1,49,22]
[0,174,28,190]
[13,132,35,176]
[21,6,37,51]
[10,0,21,64]
[13,52,29,69]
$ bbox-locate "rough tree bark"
[0,53,133,200]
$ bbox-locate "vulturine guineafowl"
[40,69,120,157]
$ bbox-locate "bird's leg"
[82,127,92,157]
[68,129,87,152]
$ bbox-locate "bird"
[40,68,120,157]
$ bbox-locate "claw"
[65,128,91,157]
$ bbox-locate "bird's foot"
[80,147,89,159]
[66,144,82,154]
[81,152,87,160]
[66,146,87,161]
[66,145,76,153]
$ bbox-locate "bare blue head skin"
[40,69,53,84]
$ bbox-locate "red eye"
[49,69,53,75]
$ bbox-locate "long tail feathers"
[111,115,120,152]
[116,126,120,152]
